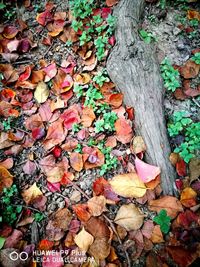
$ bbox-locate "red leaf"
[3,26,18,39]
[176,159,187,176]
[44,63,57,82]
[73,204,91,222]
[18,39,31,53]
[36,11,53,26]
[38,239,54,250]
[115,118,133,144]
[101,8,112,19]
[32,127,45,140]
[47,181,61,192]
[18,66,32,82]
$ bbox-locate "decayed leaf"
[180,60,200,79]
[132,136,146,154]
[87,196,107,216]
[189,158,200,183]
[114,203,144,231]
[81,107,96,127]
[21,182,43,204]
[110,173,146,198]
[74,227,94,252]
[34,81,49,103]
[180,187,197,208]
[0,166,13,193]
[85,217,112,260]
[150,225,164,244]
[148,196,183,219]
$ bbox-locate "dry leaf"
[70,152,83,172]
[87,196,107,216]
[21,183,43,205]
[180,187,197,208]
[115,118,133,144]
[81,107,96,127]
[132,136,146,154]
[74,227,94,252]
[34,81,49,103]
[180,60,200,79]
[148,196,183,219]
[189,158,200,183]
[0,166,13,193]
[114,203,144,231]
[150,225,164,244]
[110,173,146,198]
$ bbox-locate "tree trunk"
[107,0,176,195]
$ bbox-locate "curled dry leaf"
[21,182,43,205]
[34,81,49,103]
[148,196,183,219]
[87,196,107,216]
[0,166,13,193]
[74,227,94,252]
[110,173,146,198]
[114,203,144,231]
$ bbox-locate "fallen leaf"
[87,196,107,216]
[148,196,183,219]
[22,182,43,205]
[114,203,144,231]
[4,230,23,248]
[44,63,57,82]
[0,158,13,169]
[187,10,200,21]
[180,187,197,207]
[106,0,119,7]
[34,81,49,103]
[115,118,133,144]
[72,204,91,222]
[150,225,164,243]
[135,156,160,183]
[176,158,187,177]
[38,239,54,251]
[110,173,146,198]
[132,136,146,154]
[180,60,200,79]
[74,227,94,252]
[81,107,96,127]
[0,166,13,193]
[22,160,36,175]
[70,152,83,172]
[36,10,53,26]
[3,26,18,39]
[189,158,200,183]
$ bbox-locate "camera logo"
[9,251,29,261]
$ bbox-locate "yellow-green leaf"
[34,81,49,103]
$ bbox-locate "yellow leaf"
[22,182,43,204]
[110,173,146,198]
[34,81,49,103]
[114,203,144,231]
[74,227,94,252]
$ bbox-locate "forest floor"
[0,0,200,267]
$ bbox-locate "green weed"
[153,209,171,234]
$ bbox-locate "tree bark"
[107,0,176,195]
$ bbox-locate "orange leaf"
[70,152,83,172]
[81,107,96,127]
[73,204,91,222]
[106,0,119,6]
[36,11,53,26]
[0,166,13,193]
[148,196,183,219]
[187,10,200,21]
[108,93,123,108]
[21,182,43,205]
[115,118,133,144]
[180,187,197,207]
[38,239,54,250]
[150,225,164,244]
[180,60,200,79]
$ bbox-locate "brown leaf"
[70,152,83,172]
[150,225,164,243]
[114,204,144,231]
[81,107,96,127]
[148,196,183,218]
[131,136,146,154]
[106,0,119,6]
[189,158,200,183]
[180,60,200,79]
[87,196,107,216]
[74,227,94,252]
[21,182,43,205]
[110,173,146,198]
[187,10,200,21]
[0,166,13,193]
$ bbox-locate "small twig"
[192,97,200,108]
[13,127,30,134]
[13,203,44,214]
[43,40,55,57]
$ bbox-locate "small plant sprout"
[94,111,118,133]
[153,209,171,234]
[73,84,84,98]
[160,58,181,92]
[191,53,200,65]
[84,85,103,107]
[72,123,82,133]
[139,29,156,44]
[71,20,83,32]
[93,70,110,87]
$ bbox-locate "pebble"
[70,190,81,203]
[173,27,181,36]
[45,192,52,197]
[48,203,56,211]
[58,201,65,209]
